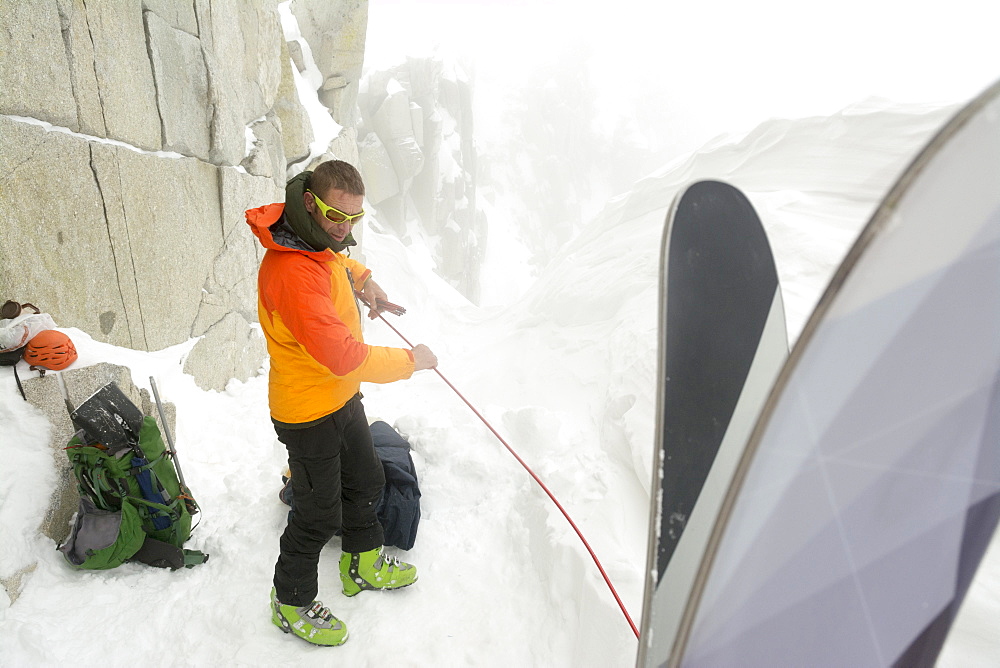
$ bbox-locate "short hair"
[308,160,365,198]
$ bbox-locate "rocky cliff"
[358,58,486,303]
[0,0,369,390]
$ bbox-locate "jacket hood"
[245,203,331,261]
[284,171,357,254]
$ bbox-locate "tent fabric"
[670,81,1000,667]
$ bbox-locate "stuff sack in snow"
[369,420,422,551]
[279,420,422,550]
[0,309,55,351]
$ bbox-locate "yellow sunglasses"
[307,189,365,225]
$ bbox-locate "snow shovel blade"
[70,381,144,455]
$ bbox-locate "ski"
[637,180,788,666]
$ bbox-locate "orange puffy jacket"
[246,202,414,424]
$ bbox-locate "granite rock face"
[184,312,268,391]
[196,0,284,166]
[274,38,315,166]
[242,114,287,187]
[142,0,199,34]
[92,143,224,351]
[0,0,346,388]
[358,130,399,206]
[358,58,485,303]
[290,0,368,126]
[189,168,281,391]
[54,0,107,137]
[0,1,80,129]
[146,10,213,160]
[0,118,135,348]
[85,0,163,151]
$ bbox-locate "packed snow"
[4,0,1000,664]
[2,96,998,666]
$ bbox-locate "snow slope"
[2,99,997,667]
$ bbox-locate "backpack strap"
[131,455,174,531]
[12,365,25,401]
[0,345,27,401]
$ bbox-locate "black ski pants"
[272,395,385,606]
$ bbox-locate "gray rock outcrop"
[0,3,79,130]
[290,0,368,127]
[0,0,302,390]
[196,0,284,166]
[273,38,315,166]
[146,10,212,159]
[81,1,164,151]
[358,58,485,302]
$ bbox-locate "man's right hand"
[411,344,438,371]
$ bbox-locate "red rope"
[370,307,640,639]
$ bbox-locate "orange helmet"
[24,330,78,371]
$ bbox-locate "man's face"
[304,188,364,243]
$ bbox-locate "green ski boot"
[339,547,418,596]
[271,587,349,646]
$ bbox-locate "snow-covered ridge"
[532,99,957,336]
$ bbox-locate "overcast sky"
[366,1,1000,160]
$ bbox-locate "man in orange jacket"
[247,160,437,647]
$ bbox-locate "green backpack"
[57,382,207,570]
